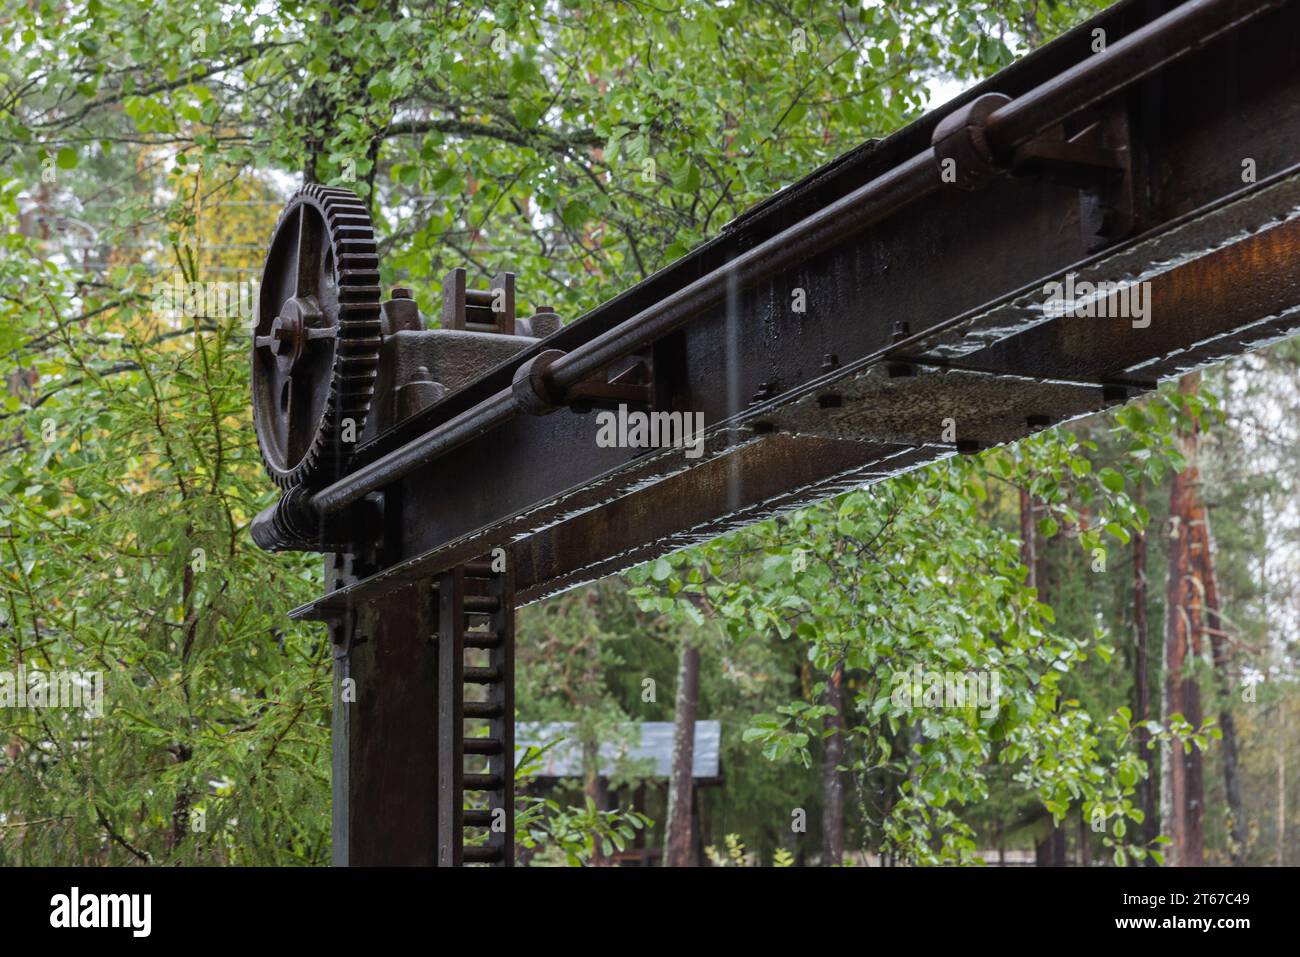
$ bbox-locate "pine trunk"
[1132,511,1159,852]
[1278,706,1287,866]
[822,660,846,866]
[1192,502,1245,863]
[1022,489,1067,865]
[663,640,700,867]
[1163,373,1206,866]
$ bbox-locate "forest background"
[1,0,1295,866]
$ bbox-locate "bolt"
[821,353,839,372]
[956,439,982,455]
[886,322,915,377]
[1101,384,1128,403]
[1026,414,1051,429]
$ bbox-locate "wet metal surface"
[292,0,1300,620]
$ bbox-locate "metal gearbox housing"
[251,195,554,550]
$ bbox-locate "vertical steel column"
[329,551,513,867]
[330,552,440,865]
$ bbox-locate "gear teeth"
[254,184,383,491]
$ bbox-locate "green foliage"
[0,303,326,864]
[705,833,799,867]
[512,741,651,866]
[628,426,1215,865]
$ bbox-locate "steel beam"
[293,0,1300,625]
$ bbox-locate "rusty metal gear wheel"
[252,185,381,490]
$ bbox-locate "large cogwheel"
[252,185,381,490]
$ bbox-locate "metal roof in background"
[516,721,722,782]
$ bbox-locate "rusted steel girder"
[292,0,1276,522]
[286,0,1300,621]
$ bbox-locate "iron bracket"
[1010,101,1137,251]
[933,92,1137,251]
[512,349,656,416]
